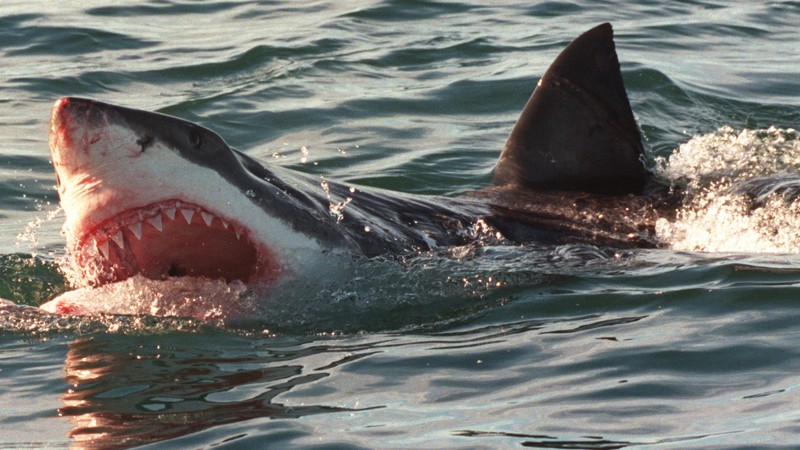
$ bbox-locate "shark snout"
[49,97,73,163]
[50,97,100,165]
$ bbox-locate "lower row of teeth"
[91,202,242,258]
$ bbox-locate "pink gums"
[68,199,282,287]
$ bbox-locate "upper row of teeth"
[92,201,242,257]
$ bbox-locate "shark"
[42,23,679,314]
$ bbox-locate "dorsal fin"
[492,23,648,195]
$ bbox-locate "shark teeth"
[128,222,143,240]
[146,215,163,231]
[83,200,246,259]
[97,240,110,258]
[180,208,195,224]
[200,211,214,226]
[110,230,125,249]
[163,207,177,221]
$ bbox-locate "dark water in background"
[2,1,800,448]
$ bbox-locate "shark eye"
[136,134,153,153]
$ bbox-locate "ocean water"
[2,1,800,448]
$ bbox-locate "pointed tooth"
[235,229,241,240]
[98,240,110,258]
[147,215,163,231]
[200,212,214,226]
[180,209,194,224]
[221,220,229,230]
[163,207,176,221]
[128,222,142,240]
[111,230,125,249]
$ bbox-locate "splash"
[39,275,254,325]
[320,177,354,223]
[15,206,63,252]
[656,126,800,252]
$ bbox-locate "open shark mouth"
[70,199,273,287]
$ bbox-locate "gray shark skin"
[48,23,678,294]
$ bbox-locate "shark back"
[492,23,648,195]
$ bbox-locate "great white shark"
[43,23,680,314]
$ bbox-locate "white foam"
[39,275,253,323]
[656,126,800,253]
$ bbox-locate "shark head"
[49,97,331,288]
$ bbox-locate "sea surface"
[2,1,800,448]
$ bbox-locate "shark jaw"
[49,97,323,289]
[69,198,270,286]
